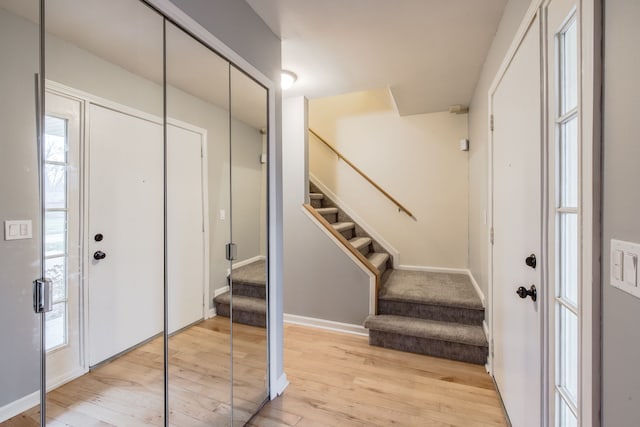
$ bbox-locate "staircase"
[310,183,488,365]
[309,182,393,279]
[213,259,267,327]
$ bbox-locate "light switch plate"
[4,220,33,241]
[611,239,640,299]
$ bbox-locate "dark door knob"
[516,285,537,302]
[94,233,104,242]
[93,250,106,260]
[525,254,537,269]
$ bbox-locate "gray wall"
[467,0,532,297]
[282,97,370,325]
[602,0,640,424]
[0,6,42,409]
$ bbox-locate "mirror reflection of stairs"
[214,259,267,327]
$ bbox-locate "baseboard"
[0,391,38,423]
[397,264,469,275]
[284,313,368,337]
[483,320,492,374]
[206,308,216,319]
[47,367,88,392]
[270,373,289,399]
[467,270,487,307]
[233,255,265,269]
[309,174,400,267]
[214,285,229,297]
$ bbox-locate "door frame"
[45,79,210,373]
[486,0,602,425]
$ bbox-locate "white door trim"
[487,0,601,425]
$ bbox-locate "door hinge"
[33,278,53,314]
[225,243,237,261]
[490,114,494,131]
[490,227,494,245]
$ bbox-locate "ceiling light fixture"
[281,70,297,90]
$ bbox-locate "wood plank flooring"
[2,319,506,426]
[249,324,507,427]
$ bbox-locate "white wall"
[602,0,640,423]
[309,90,469,269]
[467,0,533,296]
[283,97,371,325]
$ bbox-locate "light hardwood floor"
[3,319,506,426]
[249,324,507,427]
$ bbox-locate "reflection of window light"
[44,115,69,352]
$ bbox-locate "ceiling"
[246,0,507,115]
[0,0,267,129]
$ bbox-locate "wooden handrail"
[309,128,416,220]
[303,204,381,313]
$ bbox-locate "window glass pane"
[557,393,578,427]
[561,19,578,114]
[46,256,67,302]
[45,211,67,256]
[45,302,67,350]
[560,117,578,208]
[44,116,67,162]
[559,213,578,305]
[44,163,67,208]
[559,305,578,404]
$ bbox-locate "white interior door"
[491,14,543,427]
[44,90,84,386]
[88,104,164,366]
[167,123,205,334]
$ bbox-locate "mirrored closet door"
[165,20,233,426]
[0,1,271,425]
[229,65,270,425]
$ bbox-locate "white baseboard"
[467,270,487,307]
[483,320,491,374]
[397,264,469,275]
[270,373,289,399]
[234,255,265,269]
[214,285,229,297]
[206,308,216,319]
[0,391,38,423]
[47,367,88,392]
[309,174,400,267]
[284,313,368,336]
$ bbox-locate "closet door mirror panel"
[165,20,233,425]
[230,65,269,425]
[45,0,165,424]
[0,0,43,423]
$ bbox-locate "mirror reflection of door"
[229,65,269,426]
[165,20,233,426]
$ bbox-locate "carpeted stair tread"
[364,315,487,348]
[232,259,266,286]
[379,270,482,310]
[349,236,371,250]
[309,193,324,200]
[315,207,338,215]
[367,252,390,271]
[332,221,355,232]
[214,292,266,314]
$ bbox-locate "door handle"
[93,250,106,260]
[516,285,537,302]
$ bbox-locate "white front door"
[44,90,84,386]
[491,14,543,427]
[167,123,206,334]
[87,104,164,366]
